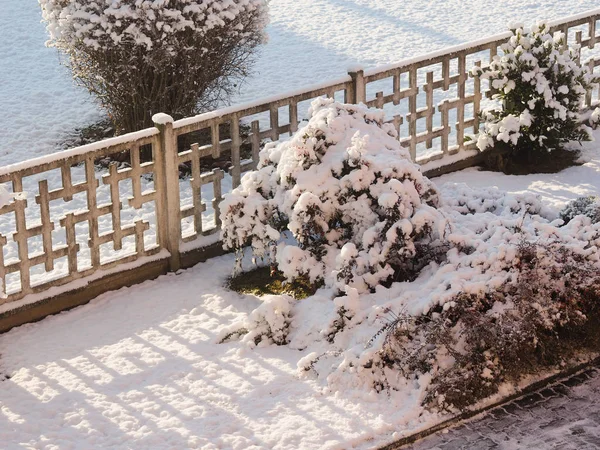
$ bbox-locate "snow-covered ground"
[1,0,599,166]
[0,145,599,449]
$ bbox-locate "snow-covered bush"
[40,0,268,133]
[218,295,294,347]
[221,99,446,294]
[473,22,599,173]
[560,196,600,224]
[322,203,600,410]
[384,240,600,411]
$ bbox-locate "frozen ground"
[0,254,434,450]
[1,0,599,166]
[0,148,599,449]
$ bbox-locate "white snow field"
[1,0,599,165]
[0,141,599,449]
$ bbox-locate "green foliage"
[560,196,600,224]
[228,266,321,300]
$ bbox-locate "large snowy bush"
[473,22,600,173]
[40,0,268,133]
[221,99,446,294]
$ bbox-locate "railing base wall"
[423,153,486,179]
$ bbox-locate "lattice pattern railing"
[0,131,162,304]
[1,9,599,308]
[358,15,600,164]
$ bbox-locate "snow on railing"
[0,8,599,308]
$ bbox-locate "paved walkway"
[409,363,600,449]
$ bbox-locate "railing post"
[348,66,366,105]
[153,113,181,271]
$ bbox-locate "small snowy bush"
[221,99,446,294]
[40,0,268,133]
[560,196,600,224]
[473,22,599,172]
[218,295,294,347]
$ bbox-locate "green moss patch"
[227,266,321,300]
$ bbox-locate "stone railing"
[0,9,599,318]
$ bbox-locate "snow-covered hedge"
[473,22,599,157]
[221,99,446,294]
[223,174,600,410]
[39,0,268,133]
[304,192,600,410]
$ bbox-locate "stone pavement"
[409,363,600,449]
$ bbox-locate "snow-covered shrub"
[560,196,600,224]
[221,99,446,294]
[388,240,600,411]
[293,189,600,407]
[40,0,268,133]
[218,295,294,347]
[473,22,599,173]
[441,183,545,217]
[330,204,600,410]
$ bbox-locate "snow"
[0,254,435,450]
[436,139,600,211]
[151,113,174,125]
[40,0,267,53]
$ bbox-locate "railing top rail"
[0,128,159,178]
[363,32,511,78]
[172,75,352,131]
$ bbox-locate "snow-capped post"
[348,66,366,104]
[153,113,181,271]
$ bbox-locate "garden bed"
[0,144,598,449]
